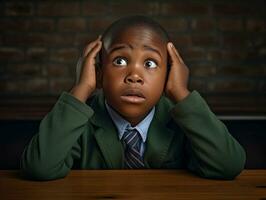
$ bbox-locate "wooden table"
[1,170,266,200]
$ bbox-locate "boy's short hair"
[99,15,170,70]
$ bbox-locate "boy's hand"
[165,42,190,102]
[70,36,102,103]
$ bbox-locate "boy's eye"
[144,60,158,69]
[113,57,127,66]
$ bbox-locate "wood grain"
[1,170,266,200]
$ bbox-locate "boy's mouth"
[120,89,146,104]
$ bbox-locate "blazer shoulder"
[157,95,175,111]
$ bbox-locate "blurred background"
[0,0,265,169]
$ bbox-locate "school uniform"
[21,90,246,180]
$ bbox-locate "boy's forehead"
[103,26,166,51]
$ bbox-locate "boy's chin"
[117,107,152,124]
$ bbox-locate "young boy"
[21,16,246,180]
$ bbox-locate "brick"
[25,78,49,94]
[171,35,192,48]
[160,2,209,16]
[0,64,5,78]
[190,64,216,77]
[191,34,218,47]
[3,33,76,47]
[81,2,110,16]
[58,18,87,32]
[0,19,29,32]
[0,48,24,62]
[222,35,248,49]
[46,34,76,47]
[29,19,55,32]
[218,19,243,31]
[208,79,255,93]
[188,78,207,93]
[182,48,205,61]
[259,80,266,93]
[247,19,265,32]
[156,18,188,32]
[46,63,70,77]
[5,63,41,77]
[5,2,34,16]
[88,18,115,31]
[26,48,48,62]
[220,50,246,60]
[110,2,160,16]
[50,48,79,63]
[0,78,49,95]
[207,50,222,61]
[191,18,215,31]
[3,33,42,46]
[213,3,264,17]
[49,78,74,94]
[37,2,79,16]
[213,4,248,16]
[75,34,99,48]
[216,65,266,77]
[211,49,248,62]
[0,2,4,17]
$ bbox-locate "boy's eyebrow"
[108,44,133,54]
[108,44,162,59]
[143,45,162,58]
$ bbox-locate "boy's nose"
[125,74,144,85]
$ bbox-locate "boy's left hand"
[165,42,190,102]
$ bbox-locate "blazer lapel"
[144,96,176,168]
[89,91,124,169]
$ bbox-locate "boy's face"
[100,26,168,126]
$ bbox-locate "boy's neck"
[104,101,154,127]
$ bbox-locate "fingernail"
[169,42,173,48]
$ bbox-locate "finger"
[170,43,185,64]
[83,36,101,57]
[79,42,101,84]
[85,41,102,62]
[167,42,180,65]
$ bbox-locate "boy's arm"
[171,91,246,180]
[21,92,94,180]
[21,37,102,180]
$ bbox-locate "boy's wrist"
[171,89,190,103]
[69,84,93,103]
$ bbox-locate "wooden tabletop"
[1,170,266,200]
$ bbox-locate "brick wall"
[0,0,265,116]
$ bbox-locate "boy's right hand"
[70,36,102,103]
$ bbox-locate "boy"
[21,16,246,180]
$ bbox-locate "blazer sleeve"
[20,92,94,180]
[171,91,246,180]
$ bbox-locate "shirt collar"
[105,100,155,143]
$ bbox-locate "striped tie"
[123,127,145,169]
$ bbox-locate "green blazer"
[21,90,246,180]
